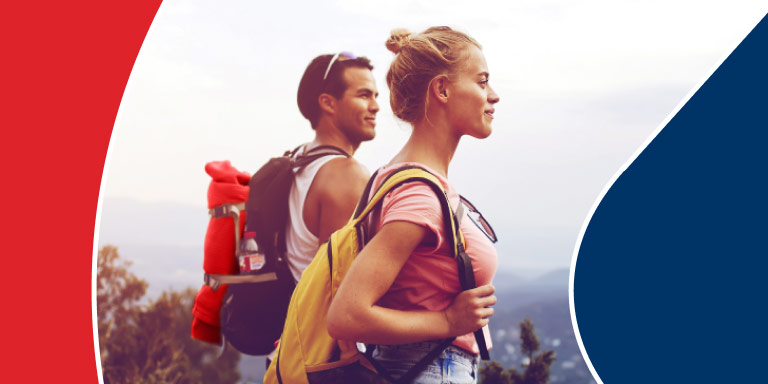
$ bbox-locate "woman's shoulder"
[373,162,454,193]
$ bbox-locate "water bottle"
[238,231,265,272]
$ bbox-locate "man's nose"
[370,98,380,113]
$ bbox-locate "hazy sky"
[102,0,766,270]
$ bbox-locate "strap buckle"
[208,202,246,251]
[204,273,221,291]
[209,203,244,219]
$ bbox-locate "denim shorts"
[371,341,478,384]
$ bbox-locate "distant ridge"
[98,197,207,248]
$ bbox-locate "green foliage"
[97,245,148,359]
[479,317,556,384]
[521,350,556,384]
[480,360,512,384]
[508,368,524,384]
[519,317,540,360]
[97,246,240,383]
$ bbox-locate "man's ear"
[429,75,449,104]
[318,93,336,115]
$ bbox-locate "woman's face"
[445,45,500,139]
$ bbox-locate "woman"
[327,26,500,383]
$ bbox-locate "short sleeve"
[379,181,447,253]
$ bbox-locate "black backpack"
[207,145,349,355]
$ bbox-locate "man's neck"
[309,122,359,156]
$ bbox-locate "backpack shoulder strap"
[303,145,350,157]
[453,207,491,360]
[291,145,350,170]
[283,144,304,157]
[351,165,491,360]
[351,166,463,258]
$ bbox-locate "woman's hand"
[442,284,496,336]
[327,216,497,344]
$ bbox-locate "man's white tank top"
[284,148,345,282]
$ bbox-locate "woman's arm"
[326,220,496,345]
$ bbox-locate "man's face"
[333,67,379,144]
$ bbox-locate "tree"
[479,317,556,384]
[97,245,148,362]
[520,317,540,361]
[509,317,556,384]
[97,246,240,383]
[480,360,512,384]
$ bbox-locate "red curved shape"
[0,1,162,382]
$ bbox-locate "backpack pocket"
[220,276,295,355]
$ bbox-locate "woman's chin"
[469,127,493,139]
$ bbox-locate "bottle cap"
[244,231,257,239]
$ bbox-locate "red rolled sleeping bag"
[191,161,250,344]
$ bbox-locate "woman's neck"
[390,119,459,178]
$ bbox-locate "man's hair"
[297,54,373,129]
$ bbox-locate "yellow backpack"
[264,166,489,384]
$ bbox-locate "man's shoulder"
[317,156,368,178]
[313,156,370,196]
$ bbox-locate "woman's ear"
[429,75,450,104]
[318,93,336,115]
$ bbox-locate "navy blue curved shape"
[574,14,768,383]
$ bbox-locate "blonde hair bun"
[385,26,480,123]
[386,28,412,54]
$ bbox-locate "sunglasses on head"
[460,195,498,244]
[323,51,357,81]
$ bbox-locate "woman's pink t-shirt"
[367,163,498,354]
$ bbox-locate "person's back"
[260,52,378,366]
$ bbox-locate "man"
[285,52,379,282]
[193,53,379,364]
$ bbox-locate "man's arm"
[304,157,370,243]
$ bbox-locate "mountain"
[528,268,571,288]
[98,197,207,248]
[492,296,594,384]
[103,243,203,298]
[98,198,207,297]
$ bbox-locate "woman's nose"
[488,85,500,104]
